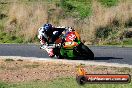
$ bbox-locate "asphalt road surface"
[0,44,132,65]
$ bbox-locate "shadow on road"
[69,57,123,60]
[94,57,123,60]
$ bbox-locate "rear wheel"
[57,54,64,59]
[53,47,64,59]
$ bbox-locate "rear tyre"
[53,47,64,59]
[57,54,64,59]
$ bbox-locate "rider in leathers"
[38,23,80,57]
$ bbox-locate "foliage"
[60,0,92,19]
[0,82,9,88]
[123,38,132,45]
[4,59,15,62]
[99,0,119,7]
[96,26,113,39]
[0,32,23,43]
[0,0,132,45]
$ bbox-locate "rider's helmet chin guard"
[68,27,73,32]
[66,27,74,32]
[43,23,52,33]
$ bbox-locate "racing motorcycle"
[41,31,94,60]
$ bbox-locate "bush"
[125,18,132,28]
[75,2,92,19]
[60,0,76,11]
[99,0,119,7]
[0,32,23,43]
[60,0,92,19]
[123,38,132,45]
[96,26,113,39]
[4,58,15,62]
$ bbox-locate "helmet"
[43,23,52,32]
[67,27,74,32]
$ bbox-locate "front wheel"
[80,44,94,60]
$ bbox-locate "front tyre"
[81,44,94,60]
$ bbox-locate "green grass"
[99,0,119,7]
[59,0,118,19]
[0,10,23,43]
[0,77,132,88]
[59,0,92,19]
[0,82,9,88]
[123,38,132,45]
[0,26,23,43]
[0,0,131,44]
[103,38,132,46]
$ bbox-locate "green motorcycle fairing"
[60,40,81,58]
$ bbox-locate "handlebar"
[42,43,61,49]
[47,43,61,47]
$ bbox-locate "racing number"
[68,33,76,41]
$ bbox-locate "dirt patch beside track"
[0,58,132,83]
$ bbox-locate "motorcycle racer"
[38,24,66,57]
[38,23,81,57]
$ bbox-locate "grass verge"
[0,58,132,88]
[0,77,132,88]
